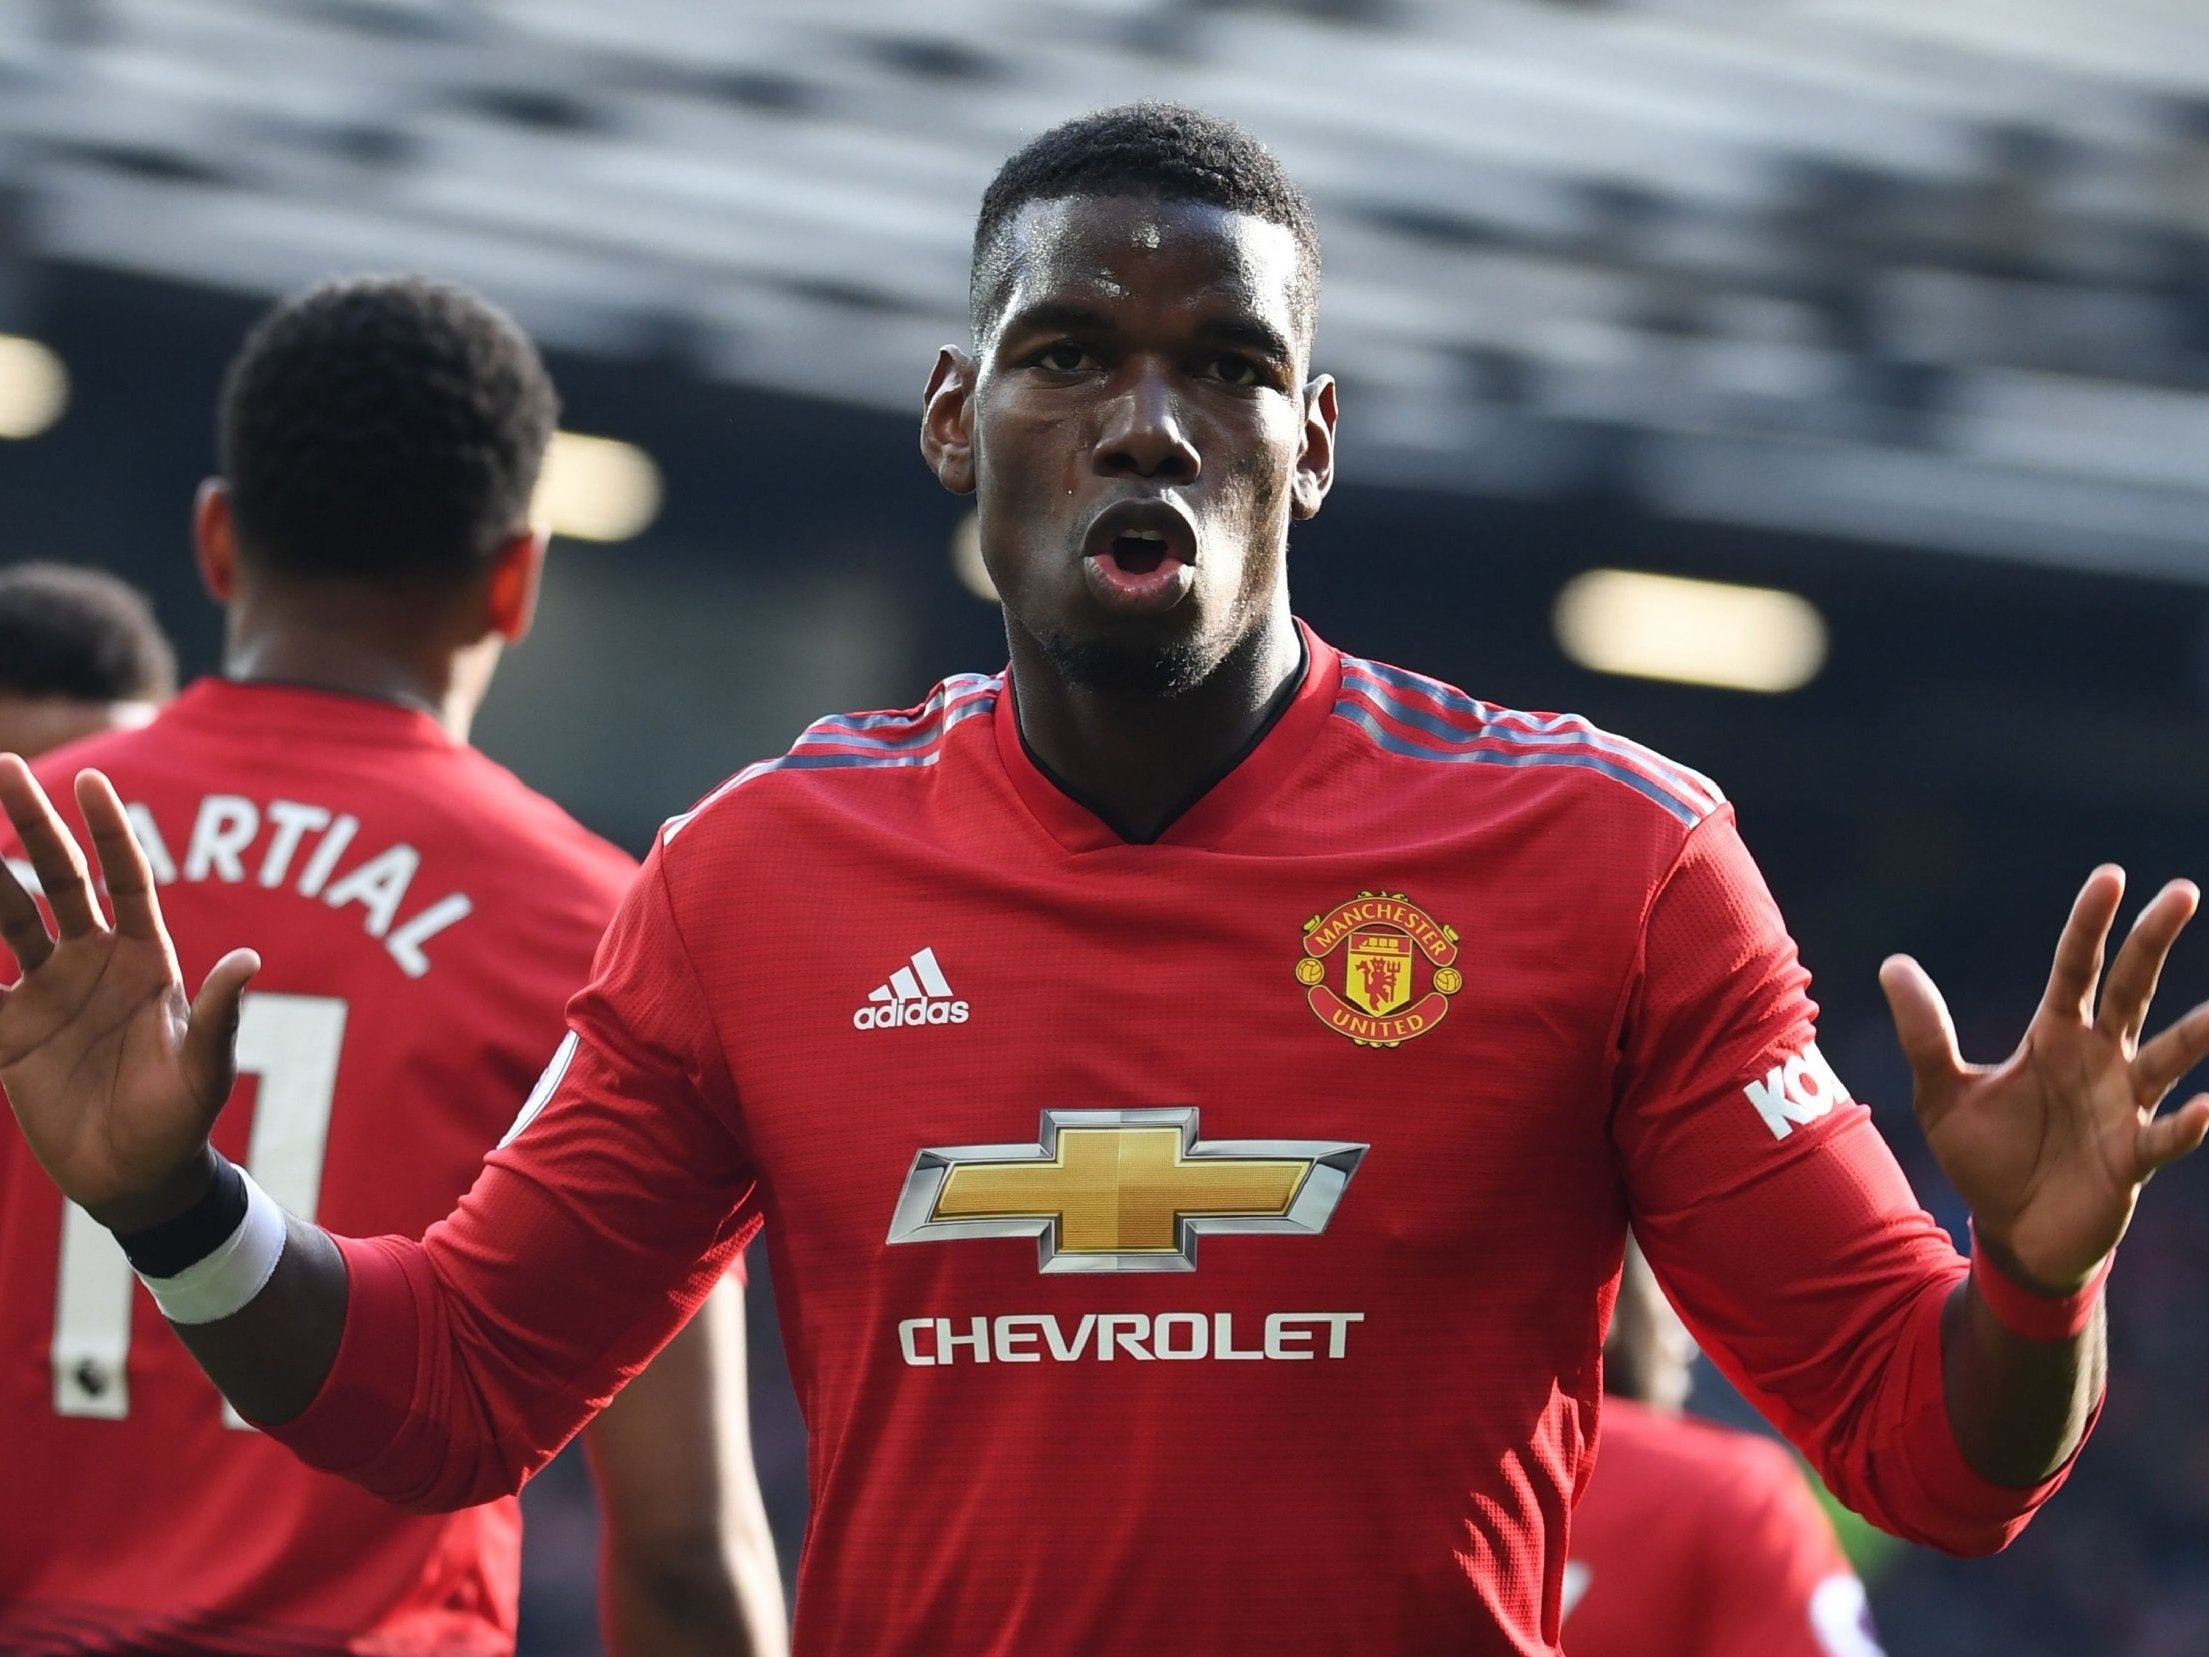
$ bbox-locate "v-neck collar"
[992,620,1341,854]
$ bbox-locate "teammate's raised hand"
[0,755,258,1230]
[1880,866,2209,1294]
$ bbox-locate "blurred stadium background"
[6,1,2209,1651]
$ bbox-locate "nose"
[1093,361,1200,483]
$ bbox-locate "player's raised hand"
[1880,865,2209,1294]
[0,755,258,1230]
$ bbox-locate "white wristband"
[135,1168,288,1325]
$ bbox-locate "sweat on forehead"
[968,102,1321,338]
[975,196,1311,342]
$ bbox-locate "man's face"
[935,195,1334,698]
[1603,1245,1699,1412]
[0,694,155,761]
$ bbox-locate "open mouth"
[1080,502,1197,614]
[1106,529,1172,576]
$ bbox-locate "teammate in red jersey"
[4,107,2209,1657]
[0,562,173,760]
[1567,1239,1885,1657]
[0,279,783,1656]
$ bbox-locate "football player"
[1568,1238,1885,1657]
[0,561,172,759]
[0,278,783,1656]
[3,111,2204,1655]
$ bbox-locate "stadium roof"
[5,0,2209,583]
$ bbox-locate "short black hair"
[218,275,558,584]
[970,103,1321,341]
[0,562,176,703]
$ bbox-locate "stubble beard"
[1026,566,1285,702]
[1034,629,1217,700]
[1010,517,1286,703]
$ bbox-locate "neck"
[1008,602,1303,842]
[223,584,493,743]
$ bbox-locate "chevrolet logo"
[886,1108,1367,1273]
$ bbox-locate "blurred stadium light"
[534,431,662,543]
[6,0,2209,581]
[1554,567,1828,693]
[949,511,996,602]
[0,335,68,439]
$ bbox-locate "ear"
[920,346,978,496]
[484,529,548,644]
[193,480,238,601]
[1289,375,1338,523]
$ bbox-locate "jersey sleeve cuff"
[1969,1221,2113,1342]
[1892,1268,2100,1554]
[257,1233,425,1475]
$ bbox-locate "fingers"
[182,948,259,1113]
[2097,880,2201,1047]
[2135,998,2209,1101]
[1880,954,1966,1104]
[0,833,52,975]
[2138,1094,2209,1178]
[0,756,102,941]
[76,770,167,945]
[2041,866,2125,1023]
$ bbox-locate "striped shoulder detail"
[663,672,1000,841]
[1331,656,1723,827]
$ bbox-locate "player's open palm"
[0,755,257,1227]
[1880,866,2209,1293]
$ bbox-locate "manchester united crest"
[1296,892,1462,1047]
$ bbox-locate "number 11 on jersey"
[49,993,348,1421]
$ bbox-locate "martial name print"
[142,790,473,978]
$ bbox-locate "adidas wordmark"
[853,947,970,1029]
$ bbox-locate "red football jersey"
[271,626,2080,1655]
[1566,1398,1884,1657]
[0,680,634,1655]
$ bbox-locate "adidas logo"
[852,947,970,1030]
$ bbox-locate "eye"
[1209,355,1263,388]
[1035,342,1094,373]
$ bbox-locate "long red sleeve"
[1612,811,2086,1555]
[270,849,762,1511]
